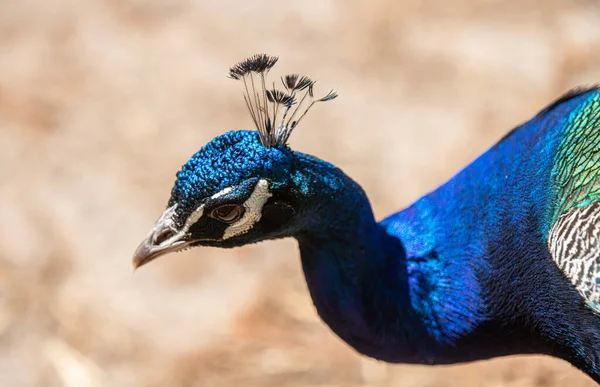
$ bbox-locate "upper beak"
[132,205,191,270]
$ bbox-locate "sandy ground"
[2,0,600,386]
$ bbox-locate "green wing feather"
[552,91,600,222]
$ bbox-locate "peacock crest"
[228,54,338,147]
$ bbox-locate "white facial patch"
[167,186,236,243]
[222,179,272,240]
[183,204,205,231]
[167,181,270,243]
[210,186,233,200]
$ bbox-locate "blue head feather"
[169,130,293,220]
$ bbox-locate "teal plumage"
[552,90,600,222]
[133,54,600,383]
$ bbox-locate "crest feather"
[229,54,338,147]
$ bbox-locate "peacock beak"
[132,205,192,269]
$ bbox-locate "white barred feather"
[548,203,600,311]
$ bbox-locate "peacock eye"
[210,204,244,223]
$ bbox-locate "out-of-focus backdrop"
[2,0,600,386]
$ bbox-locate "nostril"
[154,229,175,245]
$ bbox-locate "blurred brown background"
[2,0,600,386]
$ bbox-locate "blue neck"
[289,152,440,362]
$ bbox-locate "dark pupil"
[214,205,241,222]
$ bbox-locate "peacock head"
[133,54,337,269]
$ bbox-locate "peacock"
[133,54,600,382]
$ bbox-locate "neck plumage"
[289,152,442,363]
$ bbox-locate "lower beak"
[132,205,191,269]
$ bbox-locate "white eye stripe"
[183,205,204,231]
[180,185,234,234]
[210,186,233,200]
[222,179,272,240]
[178,181,271,240]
